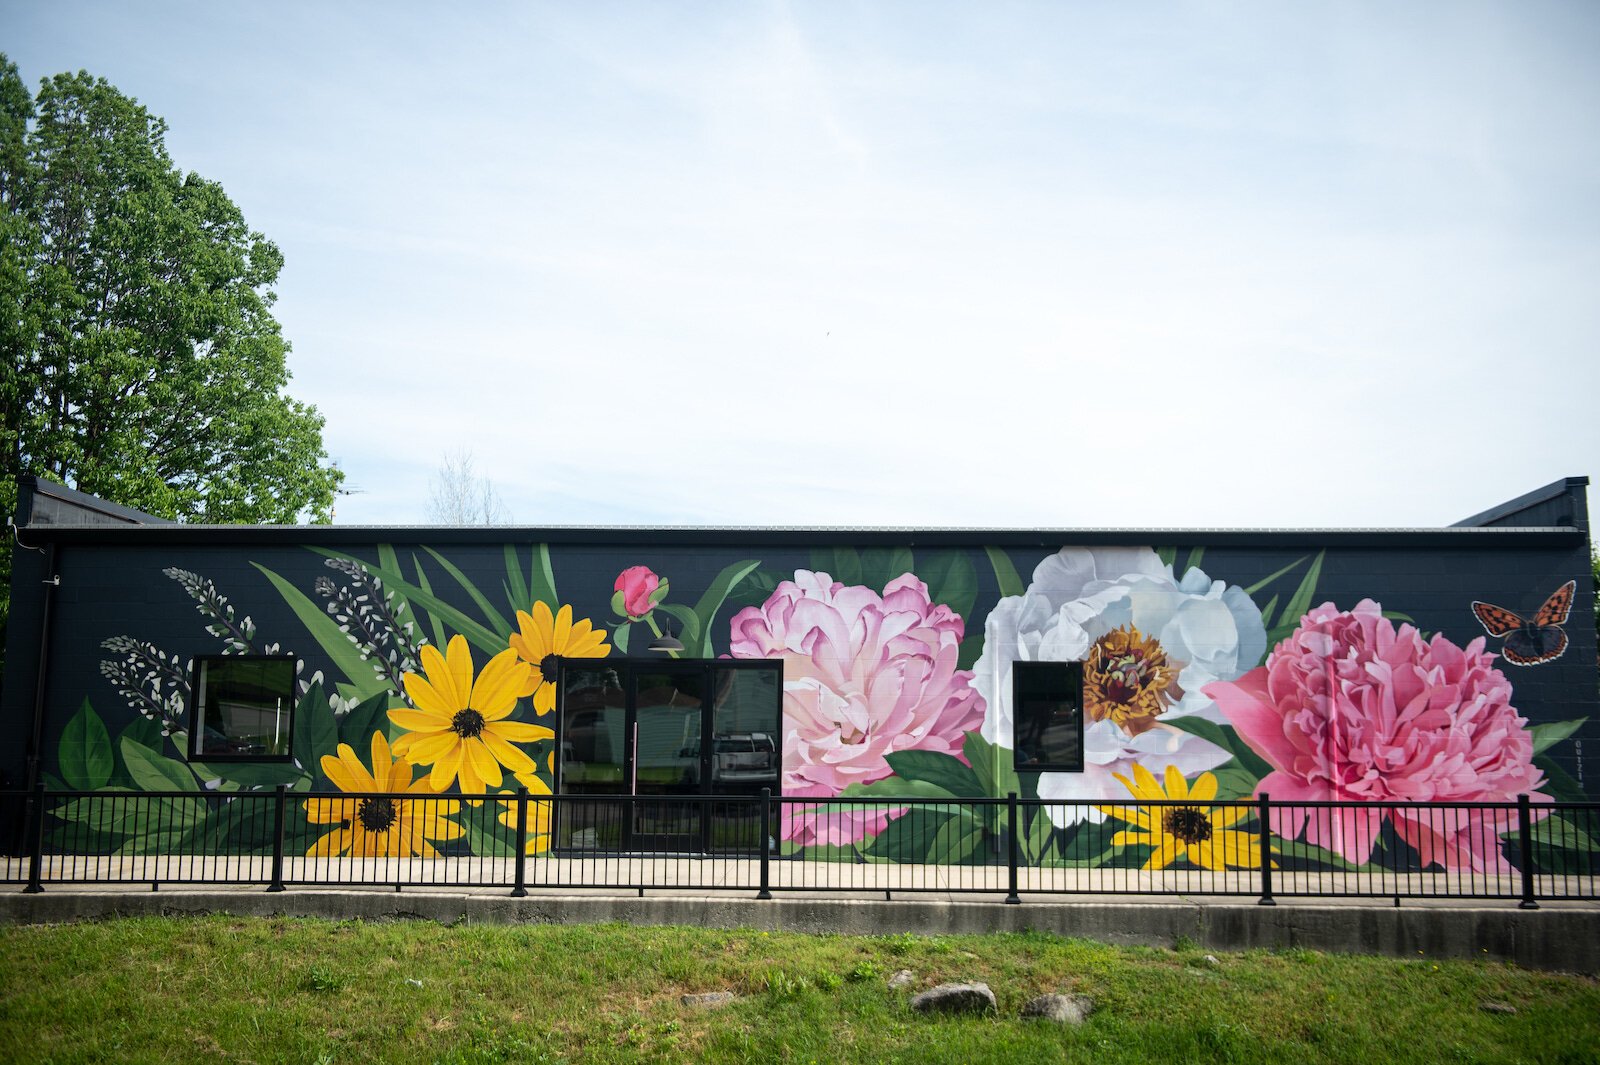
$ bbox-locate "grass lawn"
[0,915,1596,1064]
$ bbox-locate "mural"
[35,536,1597,877]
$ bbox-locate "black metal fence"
[2,786,1595,907]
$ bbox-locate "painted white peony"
[973,547,1266,825]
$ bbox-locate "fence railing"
[2,787,1595,907]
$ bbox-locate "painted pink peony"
[614,566,661,619]
[1203,599,1547,872]
[727,570,985,846]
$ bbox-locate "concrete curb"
[3,890,1596,973]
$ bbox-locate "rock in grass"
[681,992,736,1008]
[1479,1002,1517,1016]
[911,983,996,1015]
[1022,994,1095,1025]
[888,969,915,990]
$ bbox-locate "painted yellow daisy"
[388,634,551,794]
[495,772,554,855]
[305,731,464,857]
[507,602,611,715]
[1094,764,1264,872]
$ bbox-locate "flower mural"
[1094,764,1263,872]
[613,566,665,620]
[728,570,985,845]
[508,602,611,714]
[496,772,555,855]
[306,732,464,858]
[973,547,1266,825]
[389,635,549,795]
[1203,599,1549,871]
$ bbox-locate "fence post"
[1517,794,1539,910]
[511,787,529,898]
[757,788,772,900]
[267,785,287,893]
[23,783,45,894]
[1257,792,1275,906]
[1004,792,1021,905]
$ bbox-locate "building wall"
[3,524,1596,868]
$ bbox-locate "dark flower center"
[357,797,398,834]
[540,654,560,684]
[451,708,486,738]
[1164,807,1213,845]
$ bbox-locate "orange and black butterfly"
[1471,580,1576,666]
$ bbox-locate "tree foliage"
[0,56,342,670]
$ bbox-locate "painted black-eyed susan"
[1095,764,1264,871]
[388,634,549,795]
[507,602,611,715]
[305,731,463,857]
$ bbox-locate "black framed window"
[188,655,296,761]
[1012,660,1083,773]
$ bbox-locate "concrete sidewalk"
[4,884,1596,974]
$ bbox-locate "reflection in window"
[188,656,296,761]
[1012,661,1084,773]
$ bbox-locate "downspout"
[23,542,59,796]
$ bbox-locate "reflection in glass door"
[631,667,705,851]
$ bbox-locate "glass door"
[630,666,706,851]
[557,659,781,853]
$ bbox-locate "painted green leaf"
[919,550,978,624]
[252,562,391,702]
[1024,804,1056,863]
[413,554,448,648]
[957,634,984,672]
[292,683,340,783]
[1528,813,1600,855]
[1269,837,1361,872]
[307,549,504,657]
[503,544,529,615]
[1210,765,1260,801]
[690,559,762,656]
[726,568,780,609]
[866,807,955,863]
[340,690,396,748]
[50,790,137,827]
[657,603,702,652]
[1182,547,1206,578]
[1165,716,1274,781]
[964,731,1020,800]
[1532,755,1587,802]
[1156,546,1177,569]
[1244,555,1308,596]
[423,546,512,637]
[984,547,1025,600]
[612,621,631,655]
[927,816,983,865]
[462,800,515,857]
[1530,717,1587,757]
[859,547,915,592]
[1267,550,1325,645]
[526,543,559,610]
[831,776,960,803]
[59,700,114,791]
[883,749,984,797]
[120,736,199,793]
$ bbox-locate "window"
[1012,660,1083,773]
[188,655,296,761]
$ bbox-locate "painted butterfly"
[1471,580,1576,666]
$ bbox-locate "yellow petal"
[431,742,465,792]
[481,730,536,775]
[415,643,456,704]
[1142,839,1181,871]
[400,674,456,721]
[443,635,475,707]
[307,827,353,857]
[304,798,357,825]
[533,682,556,715]
[401,729,462,768]
[1163,764,1188,800]
[471,649,530,718]
[552,604,573,652]
[465,737,504,790]
[1187,772,1218,803]
[492,720,555,744]
[389,708,452,734]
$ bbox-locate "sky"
[6,1,1599,529]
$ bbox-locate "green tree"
[0,56,342,674]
